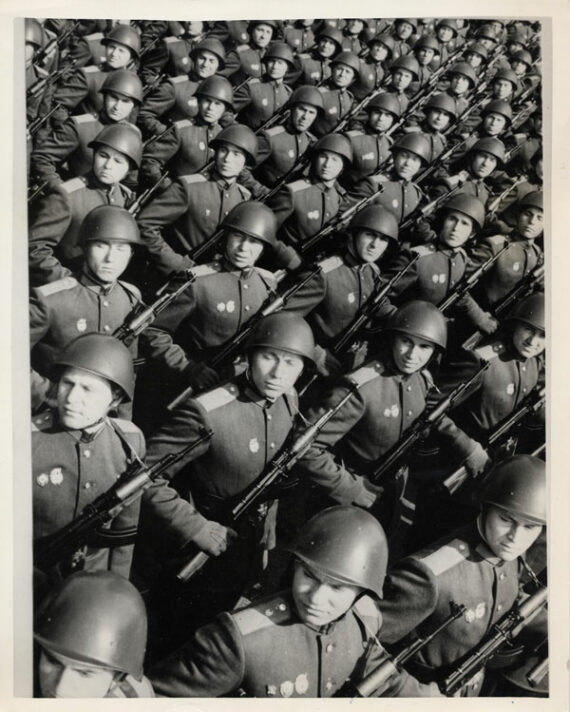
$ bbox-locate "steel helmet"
[368,33,396,57]
[481,456,546,525]
[262,42,296,70]
[288,506,389,599]
[88,123,143,168]
[425,92,458,119]
[248,19,279,31]
[313,133,353,166]
[101,24,141,60]
[35,571,147,680]
[507,293,545,331]
[475,24,499,42]
[195,75,234,109]
[25,18,44,49]
[349,205,399,242]
[507,28,529,47]
[331,50,361,76]
[190,37,226,69]
[100,70,144,104]
[246,312,316,365]
[413,35,441,53]
[436,19,458,36]
[316,27,344,52]
[439,193,486,231]
[391,133,431,165]
[366,92,402,119]
[79,205,142,247]
[448,61,478,87]
[464,42,489,61]
[288,85,325,115]
[395,18,418,33]
[388,300,448,349]
[221,202,277,248]
[469,137,506,167]
[390,55,420,80]
[518,191,543,212]
[483,99,513,125]
[210,124,258,166]
[53,333,136,402]
[512,49,533,68]
[493,68,520,91]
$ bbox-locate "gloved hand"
[464,442,491,477]
[192,521,238,556]
[185,362,220,391]
[355,480,384,509]
[475,311,499,335]
[314,345,343,377]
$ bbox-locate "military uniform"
[234,77,292,131]
[296,51,332,86]
[53,64,118,115]
[136,170,251,275]
[32,412,145,578]
[344,129,393,186]
[347,173,424,224]
[283,24,315,53]
[149,591,417,697]
[252,122,316,187]
[137,74,201,137]
[353,58,386,100]
[29,173,133,286]
[230,45,266,86]
[312,83,354,137]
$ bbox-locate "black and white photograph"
[5,5,568,707]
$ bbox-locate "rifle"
[368,362,491,483]
[143,120,176,149]
[350,602,466,697]
[27,102,62,140]
[399,184,463,232]
[34,427,213,570]
[485,176,527,221]
[33,20,81,68]
[442,586,548,696]
[442,389,546,495]
[260,152,312,204]
[437,244,509,313]
[128,171,170,216]
[330,254,420,357]
[27,180,49,204]
[142,72,166,99]
[176,383,360,582]
[414,135,471,185]
[166,265,321,411]
[462,262,545,351]
[27,59,77,100]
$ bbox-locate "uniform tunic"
[137,74,201,137]
[346,173,424,224]
[32,412,145,578]
[297,51,332,86]
[344,129,393,186]
[312,84,355,137]
[234,77,292,131]
[253,124,315,187]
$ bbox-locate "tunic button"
[326,643,334,653]
[406,385,412,392]
[450,280,455,286]
[102,300,109,307]
[407,410,413,416]
[278,603,287,611]
[84,482,91,490]
[103,325,111,332]
[245,305,251,311]
[458,544,466,551]
[270,442,276,449]
[267,414,272,421]
[499,573,506,580]
[497,604,503,611]
[325,681,333,690]
[521,366,526,372]
[523,388,527,393]
[243,284,249,289]
[83,450,91,458]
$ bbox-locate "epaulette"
[353,594,382,629]
[265,125,286,137]
[164,36,182,45]
[118,280,142,303]
[72,113,98,125]
[411,244,436,257]
[180,174,207,186]
[485,234,509,250]
[369,174,389,186]
[85,32,104,42]
[190,262,222,279]
[109,417,142,435]
[32,411,55,432]
[196,382,240,413]
[319,255,344,274]
[35,65,50,79]
[174,119,193,131]
[348,361,383,388]
[254,266,277,283]
[474,340,506,362]
[60,177,87,194]
[36,276,78,297]
[247,78,261,85]
[345,129,363,138]
[82,65,101,74]
[169,75,189,85]
[237,184,252,200]
[418,540,470,577]
[232,594,292,636]
[287,179,312,193]
[420,368,435,389]
[236,44,252,54]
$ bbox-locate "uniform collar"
[59,416,108,443]
[210,170,238,189]
[79,268,117,295]
[476,515,509,566]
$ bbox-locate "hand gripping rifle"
[442,586,548,696]
[127,170,171,216]
[32,20,81,69]
[348,602,466,697]
[398,184,463,233]
[27,102,62,140]
[176,384,360,582]
[27,59,77,100]
[442,387,546,495]
[368,362,491,483]
[34,427,213,570]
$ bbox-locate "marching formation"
[26,17,546,699]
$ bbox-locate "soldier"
[387,55,421,114]
[389,18,417,59]
[378,456,546,697]
[311,50,359,137]
[283,19,316,54]
[32,334,144,580]
[31,70,143,188]
[29,123,142,286]
[296,26,343,86]
[139,22,214,82]
[443,61,478,117]
[462,42,489,77]
[229,20,279,86]
[35,572,153,697]
[411,35,439,88]
[267,133,352,247]
[148,506,419,697]
[400,93,456,164]
[26,19,54,135]
[351,33,393,100]
[490,68,520,104]
[432,19,459,68]
[136,123,257,275]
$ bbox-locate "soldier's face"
[440,210,475,247]
[39,648,115,698]
[437,26,454,42]
[315,150,344,182]
[105,41,132,69]
[292,561,362,627]
[450,74,470,95]
[478,37,496,51]
[187,21,204,36]
[369,43,389,62]
[249,347,304,400]
[392,334,435,374]
[368,108,395,132]
[517,207,543,241]
[470,151,497,178]
[353,229,390,262]
[104,92,135,122]
[483,112,508,136]
[291,103,318,132]
[391,68,413,91]
[427,108,452,132]
[57,368,116,431]
[396,21,414,40]
[483,507,542,561]
[347,20,364,35]
[225,231,264,269]
[215,144,247,178]
[93,147,131,185]
[493,79,514,100]
[416,47,435,65]
[195,50,220,78]
[198,97,226,124]
[512,324,545,359]
[251,24,273,48]
[85,240,133,283]
[265,57,289,81]
[465,52,483,69]
[393,149,422,181]
[511,60,528,76]
[332,63,356,88]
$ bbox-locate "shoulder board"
[420,368,434,389]
[82,65,101,74]
[369,174,389,185]
[237,185,252,200]
[265,125,286,137]
[196,382,239,413]
[485,234,508,249]
[254,266,277,283]
[60,177,87,194]
[348,361,383,388]
[236,44,251,53]
[118,280,142,302]
[164,36,182,45]
[35,65,50,79]
[32,411,55,432]
[86,32,104,41]
[319,255,344,274]
[318,86,330,95]
[248,78,261,85]
[109,417,143,435]
[474,340,506,362]
[174,119,193,130]
[410,244,436,257]
[418,541,469,577]
[353,594,382,628]
[168,75,189,85]
[232,594,292,636]
[71,113,98,125]
[190,263,221,278]
[180,174,207,186]
[36,276,79,297]
[345,129,362,137]
[298,52,311,59]
[287,179,312,193]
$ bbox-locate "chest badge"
[432,273,446,284]
[36,473,49,487]
[347,292,356,304]
[49,467,64,485]
[307,210,320,220]
[329,106,338,114]
[262,97,269,106]
[288,149,295,158]
[226,300,235,313]
[76,318,87,332]
[294,673,309,694]
[512,261,521,272]
[198,141,206,150]
[249,438,260,453]
[216,302,226,312]
[506,383,515,395]
[280,680,294,697]
[182,56,189,65]
[205,208,211,217]
[251,63,260,71]
[392,198,399,209]
[311,71,320,80]
[384,404,400,418]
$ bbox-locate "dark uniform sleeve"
[28,190,74,286]
[344,177,377,209]
[31,118,80,186]
[140,123,181,183]
[137,81,176,137]
[52,68,89,112]
[149,612,245,697]
[265,184,296,228]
